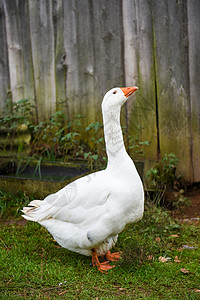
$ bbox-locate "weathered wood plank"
[18,0,36,118]
[53,0,67,110]
[152,0,193,181]
[28,0,56,121]
[69,0,96,122]
[63,0,82,120]
[0,0,10,114]
[1,0,36,118]
[3,0,24,102]
[187,0,200,182]
[64,0,124,126]
[91,0,124,94]
[89,0,124,122]
[123,0,158,160]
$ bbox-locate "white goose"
[22,87,144,272]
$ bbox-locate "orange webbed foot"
[98,261,116,273]
[91,248,115,273]
[105,250,122,261]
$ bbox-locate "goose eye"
[113,91,117,94]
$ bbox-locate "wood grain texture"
[123,0,157,160]
[0,0,10,114]
[28,0,56,120]
[53,0,67,110]
[152,0,193,180]
[18,0,36,116]
[187,0,200,182]
[64,0,123,125]
[3,0,24,101]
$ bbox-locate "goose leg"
[105,250,121,261]
[91,248,115,273]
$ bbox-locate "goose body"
[22,87,144,272]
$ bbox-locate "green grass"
[0,193,200,299]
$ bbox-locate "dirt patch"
[171,184,200,221]
[0,217,27,227]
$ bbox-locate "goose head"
[102,86,138,111]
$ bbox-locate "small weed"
[85,121,107,169]
[122,125,150,159]
[0,99,34,130]
[146,153,179,188]
[0,190,31,218]
[0,99,34,152]
[145,153,185,208]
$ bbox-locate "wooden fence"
[0,0,200,182]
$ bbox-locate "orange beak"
[120,86,138,98]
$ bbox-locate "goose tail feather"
[22,199,43,222]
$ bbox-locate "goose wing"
[22,169,113,224]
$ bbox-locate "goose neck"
[102,106,126,162]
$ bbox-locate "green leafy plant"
[30,113,85,161]
[30,110,66,159]
[122,125,150,158]
[1,100,151,174]
[168,189,190,209]
[0,99,34,152]
[0,99,34,130]
[146,153,179,188]
[146,153,183,207]
[128,135,150,157]
[84,121,107,169]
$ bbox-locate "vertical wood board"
[123,0,158,160]
[90,0,124,123]
[18,0,36,112]
[152,0,193,180]
[0,0,10,114]
[3,0,25,101]
[53,0,67,110]
[28,0,56,121]
[64,0,124,127]
[187,0,200,181]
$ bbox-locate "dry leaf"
[180,268,189,274]
[147,255,154,261]
[170,234,179,238]
[6,279,12,285]
[195,290,200,292]
[59,291,68,296]
[174,256,181,263]
[159,256,168,263]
